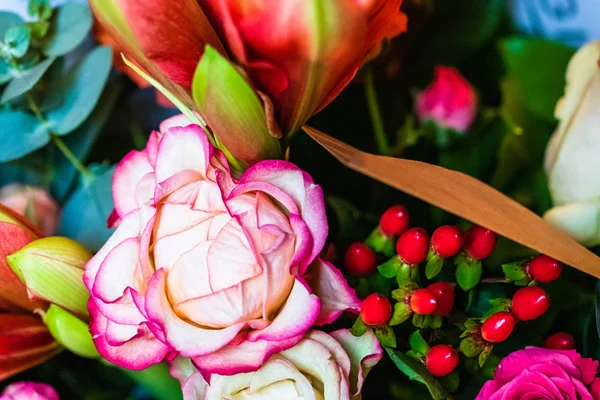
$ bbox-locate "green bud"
[8,236,92,318]
[43,304,99,359]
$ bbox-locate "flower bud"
[544,41,600,245]
[7,237,92,318]
[416,66,478,133]
[0,313,60,381]
[42,305,99,359]
[0,184,59,237]
[0,381,59,400]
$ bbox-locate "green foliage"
[409,330,430,356]
[0,110,50,162]
[0,56,54,103]
[4,25,30,58]
[455,259,482,291]
[42,3,92,56]
[376,325,397,348]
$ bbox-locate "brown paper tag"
[303,125,600,278]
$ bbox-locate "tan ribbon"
[303,125,600,278]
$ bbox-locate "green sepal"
[481,298,512,321]
[390,302,412,326]
[425,251,444,279]
[391,281,418,301]
[406,349,424,362]
[455,259,482,291]
[378,255,400,278]
[43,304,99,359]
[365,227,396,257]
[409,330,430,356]
[460,335,485,358]
[350,316,367,337]
[426,315,443,329]
[412,313,426,329]
[478,344,493,368]
[397,263,420,285]
[375,324,397,348]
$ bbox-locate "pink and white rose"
[171,329,382,400]
[85,115,360,373]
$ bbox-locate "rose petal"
[112,150,153,218]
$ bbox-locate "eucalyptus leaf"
[4,25,30,58]
[0,110,50,162]
[385,347,453,400]
[42,2,92,56]
[46,46,112,135]
[0,60,12,84]
[0,12,24,39]
[58,165,115,251]
[1,57,54,103]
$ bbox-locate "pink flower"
[85,115,360,373]
[416,66,477,133]
[476,346,600,400]
[170,329,382,400]
[0,381,59,400]
[0,184,59,237]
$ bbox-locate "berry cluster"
[345,204,569,388]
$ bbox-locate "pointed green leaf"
[440,369,460,393]
[390,302,412,326]
[42,3,91,56]
[426,254,444,279]
[456,260,482,291]
[409,330,430,356]
[44,304,99,358]
[460,335,484,358]
[7,237,92,317]
[501,262,528,281]
[392,281,418,301]
[0,12,24,38]
[378,256,401,278]
[385,347,452,400]
[46,46,112,135]
[0,110,50,162]
[1,57,55,104]
[192,46,281,168]
[375,325,396,348]
[482,298,512,321]
[478,344,493,368]
[426,314,443,329]
[413,313,427,329]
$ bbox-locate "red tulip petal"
[119,0,226,87]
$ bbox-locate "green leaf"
[375,325,397,348]
[456,260,482,291]
[191,45,281,168]
[502,262,528,282]
[426,254,444,279]
[0,12,24,38]
[385,347,453,400]
[42,3,92,56]
[390,302,412,326]
[50,81,121,201]
[378,256,401,278]
[0,60,12,84]
[1,57,54,103]
[478,345,493,368]
[4,25,30,58]
[413,313,427,329]
[499,38,574,122]
[58,165,115,252]
[427,315,443,329]
[460,335,484,358]
[27,20,50,40]
[409,330,430,356]
[392,281,418,301]
[350,317,367,337]
[481,297,512,321]
[46,46,112,135]
[28,0,52,20]
[440,369,459,393]
[0,110,50,162]
[44,304,99,359]
[366,226,396,257]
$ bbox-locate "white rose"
[171,329,382,400]
[544,40,600,246]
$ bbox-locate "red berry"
[542,332,575,350]
[396,227,429,264]
[431,225,463,257]
[426,345,459,377]
[361,293,392,326]
[428,282,455,316]
[481,312,515,343]
[380,205,410,236]
[511,286,550,321]
[528,255,562,283]
[463,225,497,259]
[345,242,377,276]
[410,288,438,315]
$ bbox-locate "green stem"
[364,67,389,155]
[121,363,182,400]
[25,94,90,177]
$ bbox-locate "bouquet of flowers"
[1,0,600,399]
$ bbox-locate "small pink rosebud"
[0,381,59,400]
[0,184,59,237]
[416,66,478,133]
